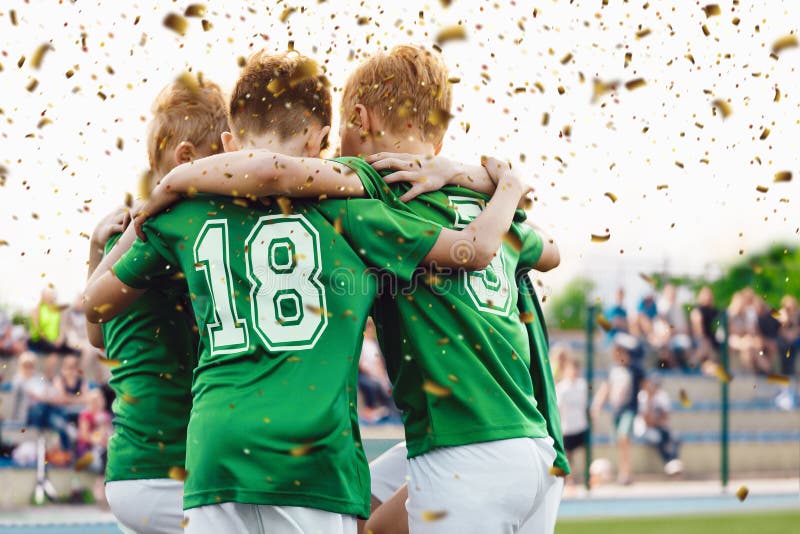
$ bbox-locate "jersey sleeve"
[112,226,173,289]
[336,199,442,281]
[515,223,544,271]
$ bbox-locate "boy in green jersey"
[130,45,566,534]
[85,50,532,534]
[85,76,228,534]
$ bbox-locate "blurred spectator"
[550,344,571,383]
[604,287,629,338]
[75,389,112,503]
[690,286,720,369]
[635,375,683,476]
[727,290,759,371]
[0,307,27,357]
[358,319,396,422]
[555,353,588,486]
[777,295,800,376]
[754,298,781,374]
[651,284,691,369]
[11,352,73,455]
[61,295,100,377]
[591,333,642,485]
[632,294,657,339]
[53,353,89,423]
[28,288,66,354]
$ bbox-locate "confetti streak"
[591,233,611,243]
[711,99,732,118]
[30,44,54,69]
[421,511,448,522]
[163,13,189,36]
[771,35,798,56]
[436,25,467,45]
[679,389,692,408]
[422,380,452,397]
[625,78,646,91]
[774,171,792,183]
[184,4,206,17]
[702,4,721,17]
[766,374,790,387]
[596,314,612,332]
[604,192,618,203]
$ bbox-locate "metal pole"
[720,311,730,489]
[585,304,596,490]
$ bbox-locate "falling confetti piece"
[561,53,573,64]
[679,389,692,408]
[421,510,448,522]
[596,314,612,332]
[184,4,206,17]
[202,19,213,31]
[635,28,651,39]
[276,197,292,216]
[10,9,17,25]
[624,52,632,68]
[180,518,189,528]
[435,25,467,45]
[163,13,188,36]
[504,232,523,252]
[625,78,646,91]
[711,99,732,118]
[30,44,54,69]
[26,79,38,92]
[422,380,452,397]
[169,466,188,481]
[774,171,792,183]
[604,192,618,203]
[640,273,656,285]
[122,393,140,404]
[591,233,610,243]
[74,452,94,471]
[290,444,313,456]
[736,486,749,501]
[756,185,769,193]
[591,78,618,103]
[759,128,770,140]
[549,466,567,477]
[710,363,731,383]
[36,118,52,129]
[701,24,710,37]
[771,35,798,56]
[519,311,535,324]
[279,7,297,23]
[766,374,790,387]
[99,358,120,368]
[702,4,721,17]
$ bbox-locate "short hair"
[342,44,452,146]
[228,50,332,147]
[146,75,228,174]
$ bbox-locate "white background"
[0,0,798,310]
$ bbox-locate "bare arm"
[524,220,561,272]
[85,208,130,348]
[366,153,498,200]
[133,151,367,239]
[83,224,145,324]
[421,157,530,270]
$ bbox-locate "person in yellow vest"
[28,288,66,354]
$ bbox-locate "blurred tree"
[546,277,595,330]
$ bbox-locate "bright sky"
[1,0,798,310]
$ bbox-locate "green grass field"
[555,510,800,534]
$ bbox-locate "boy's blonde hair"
[228,50,332,147]
[147,75,228,174]
[342,44,452,146]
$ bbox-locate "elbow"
[82,293,103,324]
[537,245,561,272]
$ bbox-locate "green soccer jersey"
[102,233,195,483]
[112,195,439,516]
[333,157,550,458]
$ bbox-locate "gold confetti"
[10,9,17,25]
[36,118,52,129]
[591,233,610,243]
[624,52,632,68]
[625,78,646,91]
[122,392,139,404]
[279,7,297,23]
[756,185,769,193]
[99,358,120,368]
[201,19,213,31]
[561,53,573,64]
[702,4,721,17]
[710,363,731,383]
[541,112,549,126]
[771,35,798,56]
[26,79,38,92]
[74,452,94,471]
[168,466,189,481]
[679,389,692,408]
[276,197,292,216]
[604,192,618,203]
[504,232,523,252]
[685,54,695,65]
[180,517,189,528]
[428,108,453,128]
[163,13,188,36]
[421,510,448,522]
[711,99,732,118]
[766,374,790,387]
[549,466,567,477]
[774,87,781,102]
[0,240,9,246]
[592,78,618,103]
[635,28,651,39]
[736,485,749,502]
[30,44,54,69]
[435,25,467,45]
[422,380,452,397]
[774,171,792,183]
[759,128,770,140]
[290,444,313,457]
[596,314,612,332]
[184,4,206,17]
[65,69,74,79]
[519,311,535,324]
[701,24,710,37]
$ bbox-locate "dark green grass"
[555,510,800,534]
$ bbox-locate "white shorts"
[105,478,185,534]
[406,437,560,534]
[369,441,409,503]
[184,503,356,534]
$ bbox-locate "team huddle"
[83,43,567,534]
